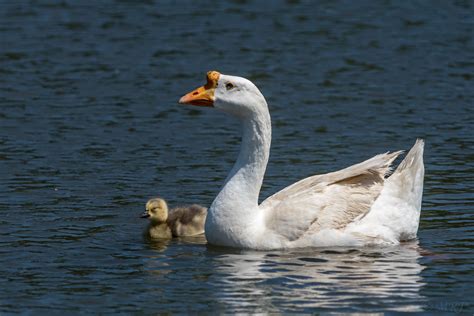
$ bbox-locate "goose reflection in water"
[207,241,426,312]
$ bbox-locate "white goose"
[179,71,424,250]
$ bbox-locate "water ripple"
[0,0,473,314]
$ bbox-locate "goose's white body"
[180,71,424,250]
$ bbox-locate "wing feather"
[261,151,402,241]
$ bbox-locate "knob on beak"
[178,71,220,107]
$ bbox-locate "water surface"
[0,0,473,313]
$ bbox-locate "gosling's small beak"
[140,211,150,218]
[178,71,220,107]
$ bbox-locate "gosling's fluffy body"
[143,198,207,239]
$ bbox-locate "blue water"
[1,0,473,313]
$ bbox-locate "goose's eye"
[225,82,235,90]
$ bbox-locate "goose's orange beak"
[179,71,220,107]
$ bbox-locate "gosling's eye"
[225,82,235,90]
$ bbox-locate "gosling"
[141,197,207,239]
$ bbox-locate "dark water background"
[1,0,473,313]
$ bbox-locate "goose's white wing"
[261,151,403,241]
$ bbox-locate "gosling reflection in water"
[141,198,207,239]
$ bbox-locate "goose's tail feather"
[388,138,425,212]
[349,139,425,243]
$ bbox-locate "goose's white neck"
[206,99,271,246]
[223,111,271,205]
